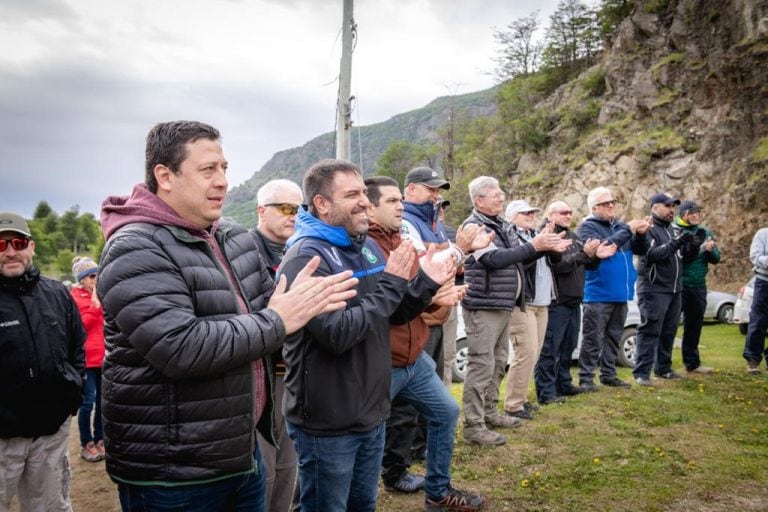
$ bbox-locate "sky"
[1,0,560,219]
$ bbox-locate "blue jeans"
[77,368,102,446]
[117,445,266,512]
[634,292,682,379]
[535,304,580,401]
[287,421,384,512]
[744,277,768,363]
[390,351,460,499]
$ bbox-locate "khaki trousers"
[505,305,549,412]
[461,309,512,428]
[0,419,72,512]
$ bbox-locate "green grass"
[377,323,768,511]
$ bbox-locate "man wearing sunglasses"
[577,187,651,391]
[0,211,86,511]
[534,201,617,405]
[252,179,303,512]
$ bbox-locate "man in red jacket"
[365,176,486,512]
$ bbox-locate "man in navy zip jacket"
[278,159,453,512]
[633,192,699,386]
[577,187,651,391]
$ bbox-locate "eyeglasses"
[596,200,616,207]
[552,210,573,215]
[85,274,97,279]
[265,203,299,216]
[0,238,30,252]
[479,192,506,200]
[520,211,536,216]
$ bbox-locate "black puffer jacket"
[549,224,600,306]
[0,268,85,438]
[461,210,537,311]
[98,186,283,484]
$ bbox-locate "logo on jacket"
[361,247,378,264]
[323,247,343,268]
[0,320,21,328]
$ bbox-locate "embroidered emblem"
[362,247,378,264]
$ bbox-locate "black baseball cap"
[405,167,450,190]
[650,192,680,207]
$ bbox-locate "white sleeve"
[401,219,427,255]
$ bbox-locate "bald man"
[534,201,616,404]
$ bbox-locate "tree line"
[27,201,105,280]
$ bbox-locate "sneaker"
[600,376,631,388]
[578,382,600,393]
[80,441,103,462]
[687,365,714,374]
[96,440,106,457]
[523,401,540,412]
[747,359,761,374]
[635,377,654,387]
[657,370,684,380]
[486,412,523,429]
[463,427,507,446]
[385,472,425,493]
[425,485,486,511]
[505,408,534,420]
[560,386,584,396]
[540,395,566,405]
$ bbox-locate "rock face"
[514,0,768,288]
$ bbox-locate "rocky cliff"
[509,0,768,288]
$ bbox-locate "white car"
[451,302,640,383]
[451,288,737,382]
[733,277,755,335]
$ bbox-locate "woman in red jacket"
[71,256,106,462]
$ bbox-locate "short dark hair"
[145,121,221,193]
[303,159,362,216]
[364,176,399,206]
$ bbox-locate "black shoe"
[657,370,684,380]
[600,376,631,388]
[506,408,534,420]
[540,395,566,405]
[384,472,425,493]
[578,382,600,393]
[560,386,584,396]
[523,401,540,412]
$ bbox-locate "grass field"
[377,323,768,511]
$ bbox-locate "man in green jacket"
[673,200,720,374]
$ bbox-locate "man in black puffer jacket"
[98,121,356,511]
[633,192,698,386]
[0,211,85,512]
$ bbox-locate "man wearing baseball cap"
[0,211,85,511]
[673,201,719,374]
[634,192,699,386]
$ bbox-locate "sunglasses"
[0,237,30,252]
[596,200,616,207]
[265,203,299,216]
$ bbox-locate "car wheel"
[452,337,468,383]
[739,323,748,335]
[618,328,637,368]
[717,303,734,324]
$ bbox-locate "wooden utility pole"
[335,0,354,161]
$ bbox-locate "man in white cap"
[0,211,85,512]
